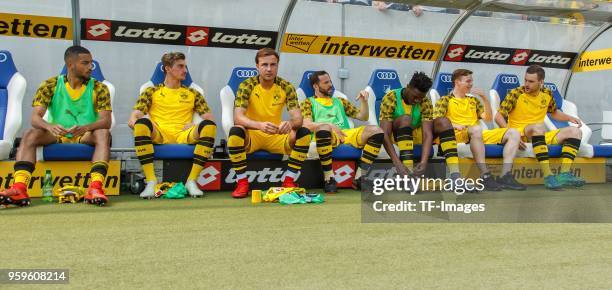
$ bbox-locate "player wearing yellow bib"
[0,46,112,207]
[379,72,461,184]
[494,65,585,190]
[228,48,311,198]
[129,52,216,198]
[301,71,384,194]
[434,69,525,191]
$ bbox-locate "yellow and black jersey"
[234,76,299,125]
[434,94,484,126]
[498,86,556,129]
[32,76,111,111]
[133,84,210,130]
[378,89,433,122]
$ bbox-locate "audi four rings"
[500,76,519,84]
[376,71,398,80]
[235,69,257,78]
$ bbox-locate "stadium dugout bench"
[590,110,612,157]
[37,60,115,161]
[0,50,26,160]
[543,82,594,157]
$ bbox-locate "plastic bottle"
[42,170,54,202]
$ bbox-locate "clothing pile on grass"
[262,187,324,205]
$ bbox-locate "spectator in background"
[372,1,423,16]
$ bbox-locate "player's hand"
[395,164,411,177]
[453,124,466,131]
[331,124,346,143]
[356,90,369,103]
[471,88,486,98]
[413,162,427,176]
[519,140,526,151]
[569,116,582,128]
[278,121,292,134]
[46,124,69,137]
[183,123,195,131]
[68,125,90,137]
[259,122,279,134]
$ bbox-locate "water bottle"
[42,170,54,203]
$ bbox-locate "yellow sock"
[439,129,459,174]
[13,161,35,187]
[90,161,109,187]
[134,119,156,182]
[315,130,334,181]
[188,120,216,181]
[359,132,383,174]
[532,135,552,176]
[286,127,312,179]
[396,126,414,170]
[561,138,580,173]
[228,127,247,180]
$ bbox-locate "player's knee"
[569,126,581,138]
[531,125,546,135]
[507,128,520,140]
[316,124,333,133]
[433,117,452,131]
[21,128,46,146]
[229,126,246,139]
[134,118,153,133]
[93,129,111,145]
[296,127,311,139]
[469,126,483,137]
[365,125,383,136]
[197,119,216,135]
[396,115,412,128]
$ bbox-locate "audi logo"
[500,76,518,84]
[236,69,257,78]
[0,53,7,63]
[91,62,97,71]
[440,75,452,83]
[376,71,397,80]
[544,84,557,91]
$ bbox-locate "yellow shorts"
[392,127,424,144]
[57,132,89,144]
[454,127,508,145]
[331,127,365,149]
[152,123,196,144]
[517,127,561,144]
[245,129,291,154]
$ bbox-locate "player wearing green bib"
[301,71,384,193]
[379,72,461,182]
[0,46,112,207]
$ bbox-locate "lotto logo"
[196,162,221,190]
[445,45,466,61]
[85,19,111,40]
[186,26,209,46]
[333,161,356,188]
